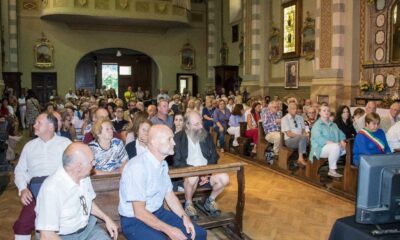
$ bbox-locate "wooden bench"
[238,122,252,157]
[256,122,272,163]
[342,138,358,196]
[277,132,293,171]
[91,162,248,239]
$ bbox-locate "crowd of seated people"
[8,83,400,239]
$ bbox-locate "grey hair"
[268,100,278,108]
[62,151,75,167]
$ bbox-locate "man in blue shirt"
[119,125,206,240]
[151,99,173,129]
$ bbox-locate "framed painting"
[284,60,299,89]
[34,33,54,69]
[180,43,195,70]
[282,0,302,59]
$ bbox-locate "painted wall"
[18,6,207,97]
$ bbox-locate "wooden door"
[31,72,57,106]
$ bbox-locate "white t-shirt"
[187,137,208,167]
[35,167,96,235]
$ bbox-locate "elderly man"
[263,100,282,157]
[281,103,308,166]
[35,142,118,239]
[13,113,72,240]
[174,112,228,220]
[386,121,400,152]
[150,99,173,128]
[156,89,170,102]
[380,102,400,132]
[119,125,206,239]
[354,101,377,132]
[65,88,78,101]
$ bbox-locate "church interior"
[0,0,400,239]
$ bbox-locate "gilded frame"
[282,0,302,59]
[180,43,195,70]
[33,34,54,69]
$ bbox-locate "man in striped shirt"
[263,100,282,156]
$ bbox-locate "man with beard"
[119,125,206,239]
[173,111,229,220]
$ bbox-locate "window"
[119,66,132,76]
[102,63,118,95]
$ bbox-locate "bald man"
[354,101,377,131]
[119,125,206,240]
[380,102,400,132]
[35,142,118,240]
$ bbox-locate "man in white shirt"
[354,101,377,131]
[173,111,229,220]
[65,88,78,101]
[119,124,206,239]
[35,142,118,239]
[281,103,308,166]
[386,121,400,152]
[13,112,72,240]
[380,102,400,132]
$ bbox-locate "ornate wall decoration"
[118,0,128,9]
[95,0,110,10]
[155,2,169,14]
[42,0,48,8]
[75,0,88,7]
[269,26,282,63]
[301,11,315,60]
[282,0,302,59]
[54,0,68,7]
[136,2,150,12]
[319,0,332,68]
[359,0,366,82]
[23,0,38,10]
[33,33,54,69]
[180,43,195,70]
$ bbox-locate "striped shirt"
[263,110,281,134]
[89,138,128,172]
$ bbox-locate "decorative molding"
[22,0,38,10]
[54,0,69,7]
[118,0,128,9]
[75,0,88,7]
[136,2,150,12]
[95,0,110,10]
[359,0,366,82]
[244,0,252,75]
[155,2,169,14]
[320,0,332,68]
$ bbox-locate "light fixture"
[116,50,122,57]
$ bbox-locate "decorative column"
[242,0,261,95]
[207,0,217,85]
[8,0,18,72]
[311,0,346,108]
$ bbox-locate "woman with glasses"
[334,105,357,139]
[89,118,129,174]
[309,103,346,178]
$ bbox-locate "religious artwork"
[33,33,54,69]
[317,95,329,105]
[282,0,302,59]
[302,11,315,60]
[180,42,195,70]
[269,26,282,63]
[284,60,299,89]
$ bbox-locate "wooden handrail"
[169,162,247,178]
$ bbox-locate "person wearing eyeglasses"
[13,113,71,240]
[119,124,207,240]
[281,103,308,166]
[112,105,128,133]
[36,142,119,239]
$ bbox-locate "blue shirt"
[309,118,345,160]
[263,110,281,133]
[118,151,173,217]
[151,115,173,129]
[213,108,231,129]
[353,128,391,166]
[229,115,243,128]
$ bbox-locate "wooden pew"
[256,122,271,162]
[277,132,293,172]
[306,155,328,185]
[343,138,358,196]
[239,122,252,157]
[91,162,248,240]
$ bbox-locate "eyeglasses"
[80,196,88,215]
[293,119,298,128]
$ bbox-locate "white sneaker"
[328,170,343,178]
[232,140,239,147]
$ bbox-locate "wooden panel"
[31,72,57,106]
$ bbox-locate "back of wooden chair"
[343,138,358,196]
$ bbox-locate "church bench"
[238,122,252,157]
[91,162,248,239]
[342,138,358,197]
[256,122,272,163]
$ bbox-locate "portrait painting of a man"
[284,60,298,88]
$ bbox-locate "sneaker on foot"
[232,140,239,147]
[185,203,199,221]
[204,198,221,216]
[328,170,343,178]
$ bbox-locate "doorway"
[31,72,57,106]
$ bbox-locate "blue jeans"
[214,126,225,149]
[120,207,207,240]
